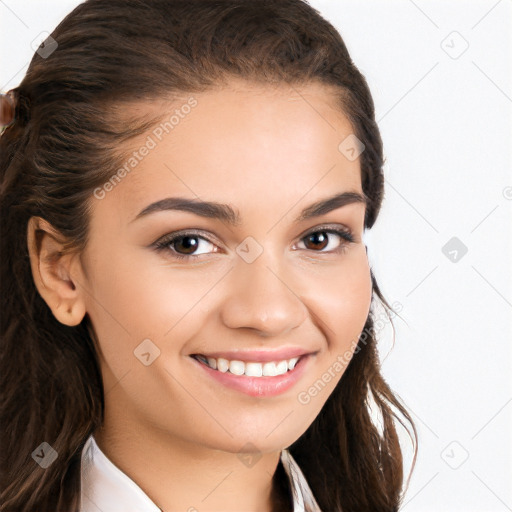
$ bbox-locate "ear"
[26,216,87,326]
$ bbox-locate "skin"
[27,78,372,512]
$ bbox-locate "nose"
[219,254,308,337]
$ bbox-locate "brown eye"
[154,231,218,260]
[296,227,355,255]
[173,235,200,255]
[303,232,329,251]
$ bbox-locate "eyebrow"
[131,191,367,225]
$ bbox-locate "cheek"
[306,248,372,352]
[293,250,371,414]
[82,244,228,373]
[84,242,208,333]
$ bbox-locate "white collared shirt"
[80,435,322,512]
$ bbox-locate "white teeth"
[217,358,229,373]
[262,362,277,377]
[245,362,263,377]
[275,360,288,375]
[195,354,303,377]
[288,357,299,370]
[229,360,245,375]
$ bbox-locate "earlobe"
[26,216,87,327]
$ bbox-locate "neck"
[93,419,290,512]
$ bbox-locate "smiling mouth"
[191,354,303,377]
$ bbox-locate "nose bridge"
[219,247,307,336]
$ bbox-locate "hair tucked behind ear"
[0,1,416,510]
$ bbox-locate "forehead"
[96,80,363,223]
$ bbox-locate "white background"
[1,1,511,511]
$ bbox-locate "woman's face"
[78,79,372,454]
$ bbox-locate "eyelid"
[300,223,353,238]
[156,228,218,245]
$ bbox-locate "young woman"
[0,1,416,511]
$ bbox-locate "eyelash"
[153,225,355,261]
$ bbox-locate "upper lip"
[192,347,316,363]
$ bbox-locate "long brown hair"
[0,1,417,510]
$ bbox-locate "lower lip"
[189,354,313,397]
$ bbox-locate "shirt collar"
[80,434,322,512]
